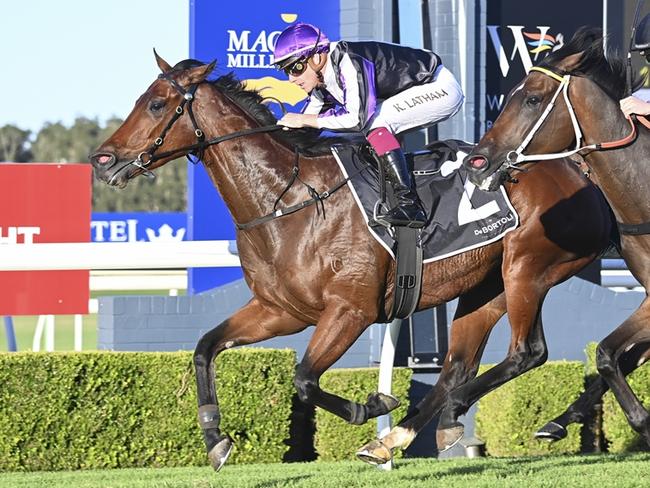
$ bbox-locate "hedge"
[475,361,585,456]
[0,349,296,471]
[315,367,412,461]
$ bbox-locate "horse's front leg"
[293,299,395,427]
[435,280,549,449]
[193,298,307,471]
[356,283,506,465]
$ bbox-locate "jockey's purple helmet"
[272,22,330,69]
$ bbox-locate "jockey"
[272,22,464,228]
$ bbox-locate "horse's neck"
[202,136,296,226]
[578,92,650,223]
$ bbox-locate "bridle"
[502,66,640,170]
[498,65,650,235]
[106,70,358,230]
[107,71,283,185]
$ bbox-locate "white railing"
[601,259,643,291]
[1,240,240,352]
[0,240,240,270]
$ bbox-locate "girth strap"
[618,221,650,235]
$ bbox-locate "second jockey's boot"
[378,148,427,228]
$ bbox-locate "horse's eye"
[526,96,541,107]
[149,100,166,113]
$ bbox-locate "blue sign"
[188,0,340,293]
[91,213,187,243]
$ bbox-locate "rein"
[504,66,639,168]
[113,72,359,230]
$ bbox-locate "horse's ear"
[556,52,583,72]
[153,48,173,73]
[184,60,217,85]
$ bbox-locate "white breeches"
[367,65,464,134]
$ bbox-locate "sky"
[0,0,189,133]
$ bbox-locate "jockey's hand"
[277,113,319,129]
[619,96,650,117]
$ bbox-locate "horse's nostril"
[91,152,115,166]
[469,156,488,169]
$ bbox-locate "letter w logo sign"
[487,25,561,77]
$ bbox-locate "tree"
[31,117,101,163]
[0,125,32,162]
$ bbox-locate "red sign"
[0,163,91,315]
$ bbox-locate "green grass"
[1,290,181,352]
[1,454,649,487]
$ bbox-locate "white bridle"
[504,66,636,166]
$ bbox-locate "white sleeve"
[302,96,324,115]
[316,53,363,130]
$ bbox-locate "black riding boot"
[379,149,427,228]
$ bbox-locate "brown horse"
[90,52,612,469]
[464,26,650,446]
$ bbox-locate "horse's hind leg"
[293,300,394,426]
[596,299,650,444]
[193,298,307,471]
[536,344,650,442]
[356,282,506,465]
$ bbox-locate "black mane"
[539,26,642,100]
[171,60,348,156]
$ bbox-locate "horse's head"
[464,26,621,191]
[463,58,584,191]
[90,51,215,187]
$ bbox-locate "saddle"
[330,139,519,320]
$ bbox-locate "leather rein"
[110,73,355,230]
[503,66,650,235]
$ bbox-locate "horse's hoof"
[367,392,401,414]
[534,421,567,442]
[207,435,234,471]
[436,423,464,452]
[356,439,393,465]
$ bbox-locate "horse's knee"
[596,343,617,377]
[294,371,318,404]
[510,340,547,372]
[529,341,548,368]
[193,336,212,368]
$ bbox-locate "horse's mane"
[171,59,349,156]
[538,26,643,99]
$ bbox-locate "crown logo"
[145,224,186,242]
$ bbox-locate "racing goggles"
[282,58,309,77]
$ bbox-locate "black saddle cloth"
[330,139,519,262]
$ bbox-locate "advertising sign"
[0,164,91,315]
[91,212,187,243]
[188,0,340,293]
[484,1,609,132]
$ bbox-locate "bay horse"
[464,26,650,446]
[90,51,613,469]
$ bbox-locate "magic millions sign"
[189,0,340,293]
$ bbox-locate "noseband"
[503,66,639,169]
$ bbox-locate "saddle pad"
[330,140,519,262]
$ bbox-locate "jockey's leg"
[367,127,426,228]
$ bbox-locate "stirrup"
[369,200,396,235]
